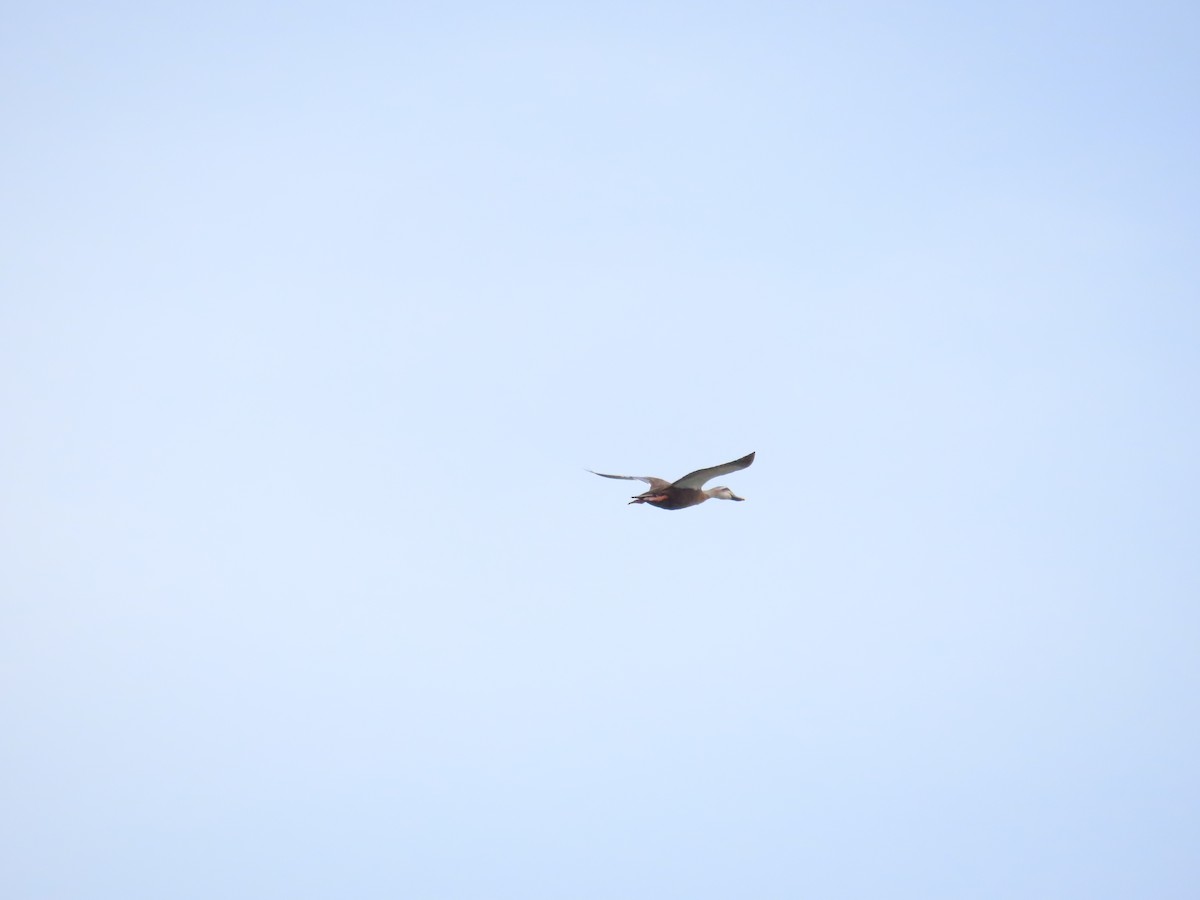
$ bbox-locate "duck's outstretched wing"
[587,470,672,491]
[672,451,756,489]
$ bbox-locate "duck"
[588,452,755,510]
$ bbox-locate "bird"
[588,452,755,510]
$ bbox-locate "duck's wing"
[671,451,756,489]
[587,470,672,491]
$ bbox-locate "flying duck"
[589,451,755,510]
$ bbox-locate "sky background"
[2,2,1198,897]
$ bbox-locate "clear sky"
[3,2,1198,897]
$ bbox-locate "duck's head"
[707,486,744,501]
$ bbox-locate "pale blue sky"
[3,2,1198,898]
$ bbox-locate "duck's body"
[589,452,755,510]
[632,487,711,510]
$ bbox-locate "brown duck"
[589,452,755,510]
